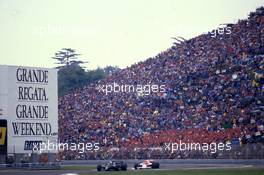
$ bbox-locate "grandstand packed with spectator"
[58,7,264,160]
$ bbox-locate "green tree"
[52,48,120,96]
[58,63,89,96]
[52,48,87,68]
[103,66,120,75]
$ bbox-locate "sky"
[0,0,263,70]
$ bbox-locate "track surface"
[0,159,264,175]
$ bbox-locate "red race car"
[134,160,160,169]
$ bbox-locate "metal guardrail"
[60,159,264,166]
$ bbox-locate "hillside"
[58,7,264,160]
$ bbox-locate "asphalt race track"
[0,159,264,175]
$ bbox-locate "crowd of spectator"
[58,7,264,159]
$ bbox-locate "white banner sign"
[0,65,58,153]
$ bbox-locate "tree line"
[52,48,120,96]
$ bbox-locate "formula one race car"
[134,160,160,169]
[97,161,127,171]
